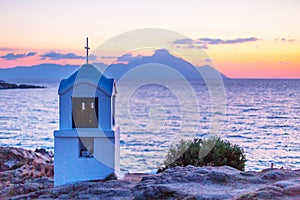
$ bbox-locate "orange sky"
[0,0,299,78]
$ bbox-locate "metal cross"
[85,37,90,64]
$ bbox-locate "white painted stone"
[54,64,119,186]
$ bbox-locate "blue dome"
[58,64,114,96]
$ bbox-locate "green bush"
[158,137,246,173]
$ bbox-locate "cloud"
[173,39,207,49]
[27,52,36,56]
[185,45,208,49]
[173,37,258,50]
[173,38,194,45]
[198,37,259,44]
[0,52,37,60]
[40,51,84,60]
[0,47,18,51]
[279,61,289,65]
[275,38,295,42]
[117,53,143,62]
[100,56,118,59]
[89,54,97,61]
[204,58,213,62]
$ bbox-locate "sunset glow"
[0,0,299,78]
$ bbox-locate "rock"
[18,84,44,89]
[0,147,54,182]
[256,189,283,199]
[122,173,151,184]
[284,185,300,196]
[88,187,132,198]
[134,185,183,200]
[0,80,44,90]
[208,170,230,182]
[134,166,300,200]
[1,146,300,200]
[35,148,54,157]
[0,147,54,199]
[274,180,296,188]
[186,193,232,200]
[260,169,286,180]
[76,193,94,199]
[2,178,53,199]
[245,176,265,184]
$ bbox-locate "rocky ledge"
[1,147,300,200]
[0,80,44,89]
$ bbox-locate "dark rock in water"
[0,80,44,89]
[17,84,44,89]
[1,146,300,199]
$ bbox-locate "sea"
[0,79,299,173]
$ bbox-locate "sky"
[0,0,300,78]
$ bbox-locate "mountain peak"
[104,49,228,80]
[152,49,172,57]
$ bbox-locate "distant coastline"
[0,80,45,90]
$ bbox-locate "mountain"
[0,50,229,82]
[95,49,229,81]
[0,64,80,81]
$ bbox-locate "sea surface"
[0,79,299,173]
